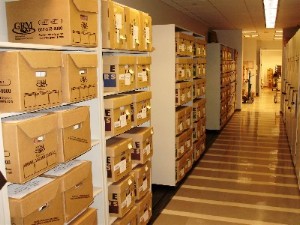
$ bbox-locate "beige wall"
[257,40,282,50]
[114,0,208,36]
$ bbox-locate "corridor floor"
[153,89,300,225]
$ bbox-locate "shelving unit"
[0,1,110,225]
[206,43,237,130]
[151,24,206,186]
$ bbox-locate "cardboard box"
[2,113,58,183]
[104,95,132,136]
[194,39,206,57]
[112,206,137,225]
[61,53,97,103]
[139,12,152,52]
[135,56,151,88]
[185,106,192,130]
[103,56,136,93]
[193,120,201,142]
[41,105,91,162]
[185,150,193,174]
[124,7,141,51]
[127,91,152,126]
[176,131,187,159]
[175,58,187,81]
[175,32,194,56]
[193,79,202,99]
[184,35,195,57]
[193,99,203,122]
[175,106,186,135]
[194,58,206,78]
[200,117,206,137]
[119,126,153,164]
[185,128,193,153]
[176,153,187,182]
[175,81,192,106]
[136,192,152,225]
[8,177,64,225]
[186,58,194,80]
[6,0,98,47]
[131,161,151,201]
[102,0,127,50]
[43,160,93,222]
[69,208,97,225]
[106,137,133,182]
[193,139,201,162]
[0,50,62,112]
[108,175,135,217]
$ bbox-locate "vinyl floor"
[151,89,300,225]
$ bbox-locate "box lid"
[109,174,134,193]
[8,177,60,218]
[104,95,132,109]
[43,160,91,192]
[106,137,133,157]
[136,191,152,211]
[136,56,151,65]
[175,58,187,64]
[68,53,98,68]
[69,208,97,225]
[42,105,90,129]
[20,51,62,69]
[2,113,58,138]
[121,126,153,138]
[132,161,151,178]
[126,91,152,102]
[112,206,137,225]
[176,131,187,143]
[72,0,98,13]
[103,56,136,65]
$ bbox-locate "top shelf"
[0,42,97,52]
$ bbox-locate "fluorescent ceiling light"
[244,35,251,38]
[252,34,259,37]
[274,37,282,40]
[274,34,283,37]
[263,0,279,29]
[242,31,257,33]
[275,30,283,33]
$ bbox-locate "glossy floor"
[154,90,300,225]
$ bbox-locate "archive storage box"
[175,58,187,81]
[112,206,137,225]
[186,58,194,80]
[194,39,206,57]
[175,106,186,135]
[131,161,151,200]
[103,56,136,93]
[124,7,141,51]
[128,91,152,126]
[135,56,151,88]
[193,138,202,162]
[193,120,201,142]
[176,153,187,182]
[102,0,127,50]
[61,53,98,103]
[104,95,132,136]
[185,150,193,174]
[185,128,193,153]
[0,50,62,112]
[193,79,202,99]
[8,177,64,225]
[108,175,135,217]
[140,12,152,52]
[193,99,203,122]
[69,208,97,225]
[185,106,192,130]
[42,105,91,162]
[176,131,187,159]
[6,0,98,47]
[194,58,206,78]
[136,192,152,225]
[2,113,58,183]
[43,160,93,223]
[119,126,153,164]
[106,137,133,182]
[175,81,193,106]
[175,32,194,56]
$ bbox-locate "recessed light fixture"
[274,37,282,40]
[274,34,283,37]
[275,30,283,33]
[242,31,257,34]
[263,0,279,28]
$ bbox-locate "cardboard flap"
[9,178,61,218]
[18,114,58,139]
[20,51,62,69]
[72,0,98,13]
[61,106,90,128]
[69,54,98,69]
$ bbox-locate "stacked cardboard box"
[102,0,152,52]
[175,32,195,57]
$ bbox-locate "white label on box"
[143,144,151,155]
[121,199,127,208]
[180,168,184,176]
[187,91,191,99]
[186,70,191,78]
[138,71,148,82]
[188,45,193,52]
[120,114,127,127]
[126,193,132,207]
[142,210,149,222]
[186,140,191,148]
[181,94,185,102]
[119,74,125,80]
[114,121,121,128]
[142,107,147,119]
[133,26,139,47]
[179,44,185,51]
[145,27,150,44]
[187,118,190,126]
[8,177,53,199]
[44,160,83,177]
[142,178,148,191]
[203,68,206,74]
[114,159,127,173]
[116,29,120,43]
[125,73,131,85]
[180,69,185,77]
[180,145,184,154]
[115,14,122,29]
[179,122,183,131]
[188,159,191,167]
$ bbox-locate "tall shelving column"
[206,43,237,130]
[0,0,110,224]
[151,24,206,186]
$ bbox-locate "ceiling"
[159,0,300,40]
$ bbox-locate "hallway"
[153,89,300,225]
